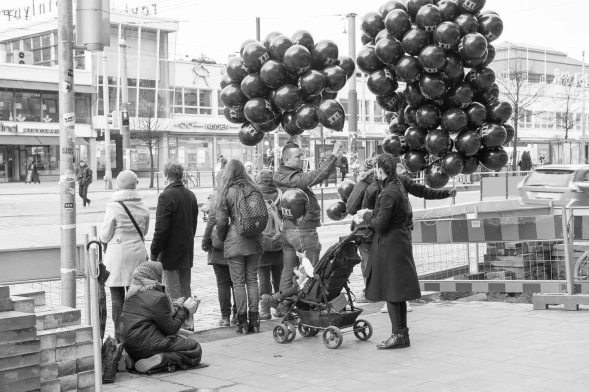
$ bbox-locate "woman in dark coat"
[357,153,421,350]
[121,261,201,373]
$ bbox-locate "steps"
[0,286,95,392]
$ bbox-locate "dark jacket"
[346,170,375,216]
[362,177,421,302]
[77,165,92,186]
[203,203,226,265]
[274,154,337,229]
[151,181,199,270]
[121,286,191,360]
[337,155,349,173]
[216,184,264,259]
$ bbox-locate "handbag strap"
[117,201,144,243]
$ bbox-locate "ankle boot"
[404,328,410,347]
[248,311,260,333]
[376,328,407,350]
[236,313,249,334]
[259,297,271,320]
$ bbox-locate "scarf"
[126,261,174,309]
[389,156,411,212]
[109,190,143,203]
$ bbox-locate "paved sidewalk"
[104,301,589,392]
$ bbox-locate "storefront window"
[374,102,384,123]
[0,91,14,121]
[41,93,58,123]
[75,94,91,124]
[184,88,198,114]
[216,137,256,165]
[176,137,213,170]
[96,141,117,171]
[130,139,158,171]
[200,90,212,115]
[15,91,42,122]
[217,90,224,116]
[27,146,59,175]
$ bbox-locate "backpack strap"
[265,200,283,239]
[117,201,145,243]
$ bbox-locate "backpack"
[262,190,283,251]
[233,184,268,238]
[85,167,93,184]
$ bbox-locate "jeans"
[163,268,193,329]
[280,228,322,294]
[212,264,237,318]
[79,184,90,206]
[227,254,261,315]
[258,264,282,296]
[109,286,128,338]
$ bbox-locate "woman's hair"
[376,153,409,210]
[164,161,184,182]
[215,159,259,210]
[220,157,228,169]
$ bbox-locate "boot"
[404,328,410,347]
[236,313,249,334]
[259,297,271,320]
[376,328,407,350]
[248,311,260,333]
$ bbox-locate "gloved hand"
[202,237,212,252]
[173,297,185,308]
[183,297,198,314]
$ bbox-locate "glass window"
[23,38,32,51]
[41,34,51,47]
[15,91,42,122]
[576,114,582,130]
[0,91,14,121]
[184,88,198,107]
[218,90,224,116]
[74,49,85,70]
[200,90,212,115]
[27,146,59,175]
[96,141,117,171]
[216,137,256,165]
[340,98,349,120]
[41,93,58,123]
[32,36,41,49]
[364,100,370,122]
[130,139,159,171]
[33,49,42,63]
[177,137,213,170]
[139,80,156,88]
[374,102,383,123]
[75,94,91,124]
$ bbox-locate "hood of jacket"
[358,169,375,184]
[110,190,143,203]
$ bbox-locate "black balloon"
[474,83,499,105]
[416,103,441,130]
[254,115,281,133]
[405,125,428,149]
[480,122,507,147]
[426,128,452,156]
[433,22,461,51]
[220,73,234,90]
[313,40,339,69]
[269,35,294,63]
[338,180,356,203]
[420,73,446,100]
[317,99,346,131]
[281,111,305,136]
[478,146,508,171]
[440,151,465,176]
[438,0,460,21]
[226,57,251,83]
[382,134,409,157]
[477,9,500,18]
[375,29,389,44]
[223,107,247,124]
[462,155,480,174]
[380,0,408,18]
[221,83,248,109]
[457,0,486,14]
[298,70,325,97]
[425,164,450,189]
[283,45,312,77]
[243,42,270,72]
[295,104,319,130]
[375,37,405,65]
[240,39,258,57]
[291,30,315,54]
[416,4,443,33]
[404,105,418,124]
[337,56,356,79]
[326,200,348,221]
[260,60,287,89]
[368,69,398,96]
[305,94,322,106]
[482,44,496,67]
[407,0,434,19]
[238,122,265,146]
[454,14,479,36]
[377,92,402,112]
[503,123,515,146]
[281,189,309,224]
[464,102,488,128]
[441,108,468,133]
[389,117,408,135]
[322,91,338,101]
[459,33,488,60]
[405,82,427,108]
[241,73,270,99]
[462,50,488,68]
[455,129,481,156]
[262,32,282,51]
[357,45,385,74]
[385,9,413,40]
[402,28,430,56]
[441,53,464,84]
[446,82,474,108]
[244,98,274,123]
[404,150,429,172]
[322,66,347,93]
[419,45,447,73]
[396,55,422,83]
[466,66,496,91]
[361,33,374,46]
[274,85,301,112]
[478,13,503,42]
[362,11,386,38]
[486,100,512,124]
[385,111,396,123]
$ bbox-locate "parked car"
[517,165,589,206]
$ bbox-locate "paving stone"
[10,296,35,313]
[76,356,94,373]
[0,286,9,300]
[40,378,60,392]
[0,327,37,346]
[0,298,12,312]
[78,386,96,392]
[9,289,45,306]
[37,330,56,350]
[0,377,40,392]
[0,311,36,332]
[77,342,94,358]
[57,359,76,377]
[40,349,55,366]
[40,363,58,382]
[55,345,76,362]
[59,374,78,391]
[0,339,40,358]
[0,352,40,372]
[55,329,77,347]
[35,306,81,331]
[0,365,39,384]
[77,370,95,389]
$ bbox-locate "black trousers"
[79,184,90,206]
[386,301,407,331]
[110,286,128,337]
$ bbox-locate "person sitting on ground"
[263,254,314,310]
[121,261,202,374]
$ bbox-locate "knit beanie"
[117,170,138,190]
[132,261,163,282]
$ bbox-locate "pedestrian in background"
[25,159,40,184]
[100,170,150,339]
[215,159,264,334]
[77,159,93,207]
[150,161,199,331]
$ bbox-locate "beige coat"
[100,190,150,287]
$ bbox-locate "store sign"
[552,68,589,87]
[193,63,211,86]
[0,122,59,134]
[2,0,56,22]
[176,122,233,131]
[205,123,230,130]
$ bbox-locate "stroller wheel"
[284,322,297,342]
[353,319,373,341]
[322,326,343,349]
[273,324,289,344]
[298,324,315,338]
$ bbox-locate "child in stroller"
[268,228,374,349]
[262,253,314,313]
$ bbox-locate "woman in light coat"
[100,170,150,338]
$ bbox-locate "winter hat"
[132,261,163,282]
[117,170,138,190]
[256,169,274,185]
[364,157,377,170]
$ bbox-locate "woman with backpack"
[215,159,266,334]
[256,169,284,320]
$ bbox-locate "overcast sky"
[1,0,588,63]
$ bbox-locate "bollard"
[505,172,509,200]
[562,209,575,295]
[87,238,103,392]
[321,188,325,224]
[423,197,426,210]
[84,234,91,326]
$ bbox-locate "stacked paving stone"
[0,285,95,391]
[484,242,552,280]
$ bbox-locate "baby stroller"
[272,227,374,349]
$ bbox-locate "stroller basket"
[296,307,363,329]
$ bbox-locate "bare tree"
[133,97,168,188]
[495,53,546,171]
[553,82,581,140]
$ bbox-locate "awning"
[0,80,96,94]
[0,135,89,145]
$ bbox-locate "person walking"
[274,140,342,295]
[150,161,199,331]
[256,169,284,320]
[77,160,92,207]
[336,150,349,182]
[100,170,150,339]
[26,159,41,184]
[355,154,421,350]
[215,159,265,334]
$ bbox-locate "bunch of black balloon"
[361,0,513,189]
[220,31,356,147]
